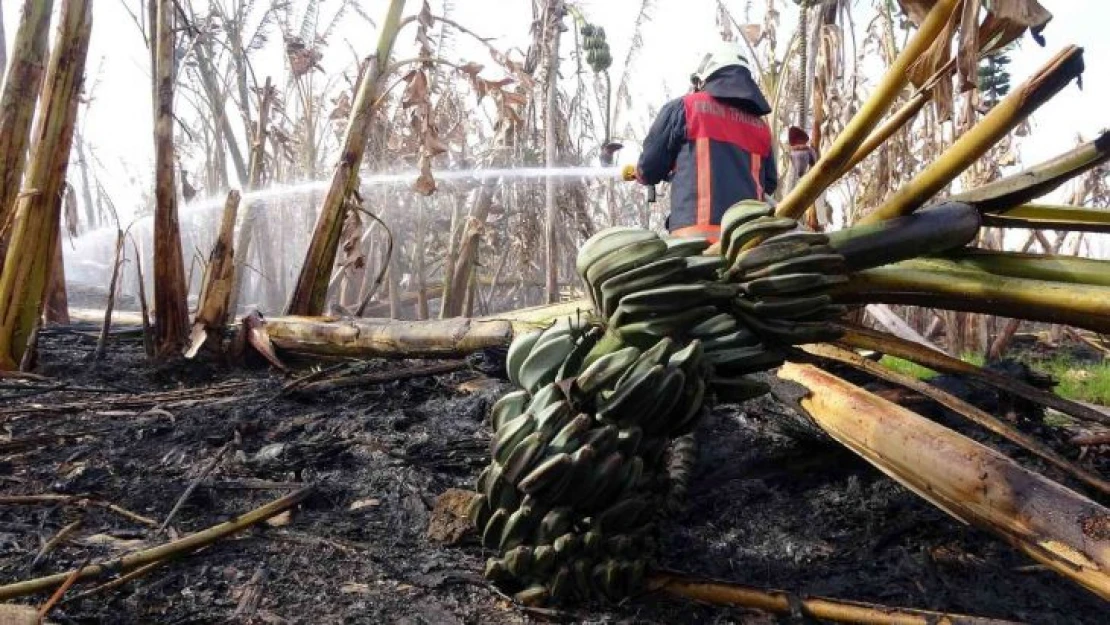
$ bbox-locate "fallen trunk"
[259,299,592,360]
[777,362,1110,602]
[263,316,515,360]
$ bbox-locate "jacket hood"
[703,65,772,116]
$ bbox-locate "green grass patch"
[878,355,938,380]
[878,351,1110,406]
[1027,356,1110,406]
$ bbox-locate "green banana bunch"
[715,201,849,348]
[477,211,862,607]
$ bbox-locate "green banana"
[736,311,844,345]
[484,557,511,584]
[597,364,667,426]
[550,566,573,599]
[504,545,534,577]
[514,584,548,606]
[492,412,536,464]
[533,544,557,576]
[733,293,834,320]
[597,256,689,319]
[556,326,603,381]
[506,330,542,388]
[546,413,593,456]
[553,533,581,562]
[583,530,604,556]
[500,504,540,551]
[688,312,738,338]
[666,339,705,378]
[762,230,830,247]
[534,399,573,431]
[719,200,774,248]
[613,336,674,390]
[581,424,620,457]
[535,507,574,545]
[557,445,598,506]
[683,255,726,279]
[700,328,760,351]
[518,334,577,394]
[520,452,573,497]
[466,493,491,533]
[615,305,719,349]
[528,382,566,413]
[741,272,848,297]
[640,367,686,435]
[489,390,528,430]
[741,253,846,281]
[724,216,797,265]
[728,240,820,278]
[502,431,547,484]
[705,345,784,370]
[669,376,707,436]
[482,508,508,549]
[576,227,658,278]
[574,344,641,395]
[579,451,626,511]
[594,496,651,533]
[585,238,669,305]
[612,282,739,317]
[661,236,711,258]
[484,465,521,511]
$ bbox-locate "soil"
[1,328,1107,624]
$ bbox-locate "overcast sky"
[2,0,1106,220]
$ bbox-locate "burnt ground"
[1,328,1108,624]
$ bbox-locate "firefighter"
[625,40,777,244]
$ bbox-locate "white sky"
[2,0,1107,220]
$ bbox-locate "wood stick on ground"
[1072,432,1110,447]
[647,570,1019,625]
[836,322,1110,428]
[777,363,1110,601]
[37,557,88,621]
[0,495,158,528]
[131,238,154,359]
[29,518,82,571]
[797,343,1110,496]
[60,559,165,605]
[94,228,127,361]
[299,360,468,393]
[0,485,314,601]
[158,442,232,533]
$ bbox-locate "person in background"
[623,40,777,244]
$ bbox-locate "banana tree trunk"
[185,191,240,358]
[0,0,91,370]
[0,0,55,273]
[285,0,407,316]
[777,362,1110,602]
[152,0,190,358]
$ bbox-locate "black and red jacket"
[636,66,777,243]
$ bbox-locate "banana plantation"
[2,0,1110,622]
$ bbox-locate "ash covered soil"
[1,329,1107,624]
